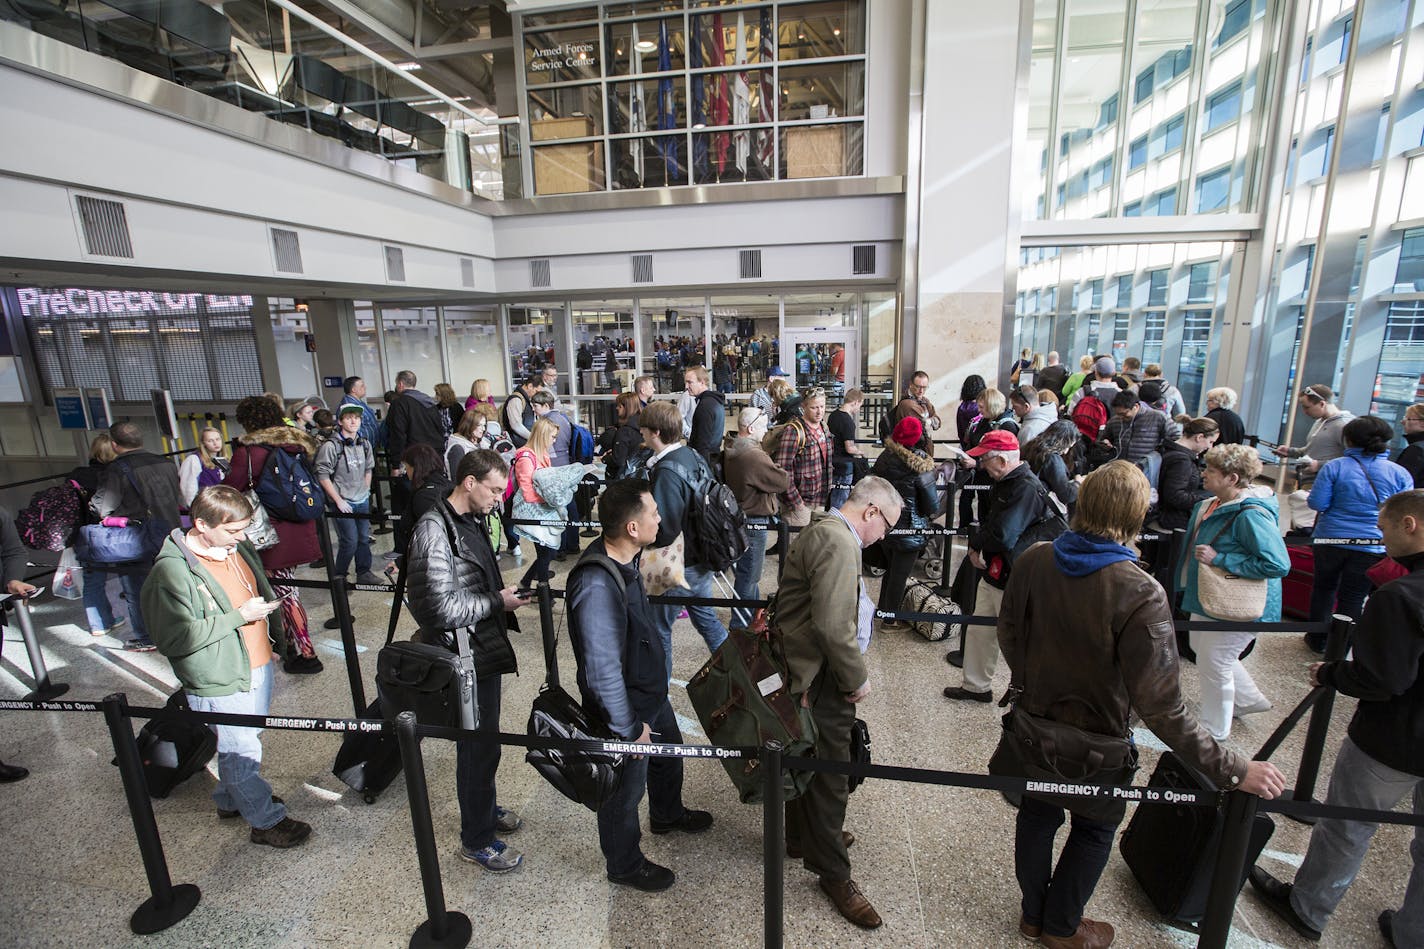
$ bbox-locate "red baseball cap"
[966,430,1019,457]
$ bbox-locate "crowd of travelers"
[1,348,1421,949]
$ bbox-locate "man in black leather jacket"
[406,449,534,873]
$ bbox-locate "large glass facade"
[520,0,868,195]
[1024,0,1274,220]
[1014,242,1234,414]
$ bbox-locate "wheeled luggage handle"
[537,581,559,686]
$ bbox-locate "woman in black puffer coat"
[1154,417,1219,531]
[871,416,940,632]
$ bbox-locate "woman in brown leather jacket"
[995,461,1285,949]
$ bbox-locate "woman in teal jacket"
[1176,444,1290,740]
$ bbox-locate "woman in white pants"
[1176,444,1291,740]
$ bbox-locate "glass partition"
[442,306,505,401]
[377,306,442,392]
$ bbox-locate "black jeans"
[456,674,504,851]
[1014,794,1119,938]
[1308,545,1379,647]
[597,698,686,875]
[520,543,558,588]
[878,544,919,614]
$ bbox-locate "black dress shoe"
[943,685,992,703]
[0,760,29,783]
[1304,633,1327,654]
[945,648,964,668]
[608,859,675,892]
[323,616,342,630]
[1247,866,1321,941]
[649,809,714,835]
[1380,910,1396,947]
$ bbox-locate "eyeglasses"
[870,506,893,533]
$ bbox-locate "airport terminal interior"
[1,0,1423,945]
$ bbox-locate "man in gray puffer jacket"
[1102,390,1168,465]
[406,449,535,874]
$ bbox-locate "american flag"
[757,7,775,178]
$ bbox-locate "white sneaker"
[1234,698,1273,717]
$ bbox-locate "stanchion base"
[1282,790,1320,826]
[410,912,472,949]
[24,681,69,702]
[129,883,201,935]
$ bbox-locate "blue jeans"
[731,518,770,629]
[456,674,504,851]
[119,566,151,643]
[186,662,286,830]
[332,498,372,577]
[655,563,729,681]
[597,698,686,876]
[1015,793,1119,938]
[828,460,854,511]
[82,564,116,632]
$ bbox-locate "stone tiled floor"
[0,535,1412,948]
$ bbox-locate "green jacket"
[777,511,868,694]
[141,531,283,697]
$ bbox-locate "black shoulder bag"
[375,509,477,730]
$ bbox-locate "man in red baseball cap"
[945,430,1066,703]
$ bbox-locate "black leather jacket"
[405,499,517,679]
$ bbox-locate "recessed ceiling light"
[635,39,656,52]
[396,61,421,71]
[833,27,841,36]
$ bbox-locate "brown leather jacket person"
[995,461,1284,949]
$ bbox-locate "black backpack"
[667,458,749,573]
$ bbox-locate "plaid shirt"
[774,418,831,510]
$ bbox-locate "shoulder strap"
[117,461,156,520]
[1202,504,1247,548]
[1350,455,1388,504]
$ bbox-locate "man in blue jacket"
[567,479,713,892]
[338,376,379,445]
[1249,488,1424,945]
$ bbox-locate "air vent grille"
[852,244,876,275]
[271,228,303,273]
[530,258,551,288]
[460,257,475,288]
[75,196,134,258]
[384,245,406,282]
[739,249,762,279]
[631,253,654,284]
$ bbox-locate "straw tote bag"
[1193,507,1267,622]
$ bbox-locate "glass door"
[781,327,858,404]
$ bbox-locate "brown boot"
[818,877,882,929]
[1019,916,1042,940]
[786,831,855,859]
[1039,917,1115,949]
[250,816,312,849]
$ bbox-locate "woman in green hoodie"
[141,486,312,849]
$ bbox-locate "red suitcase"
[1282,543,1315,620]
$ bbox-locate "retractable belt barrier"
[3,698,1417,827]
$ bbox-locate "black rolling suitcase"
[331,697,403,804]
[1118,688,1321,924]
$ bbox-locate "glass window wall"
[519,0,866,194]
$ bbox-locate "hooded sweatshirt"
[1016,403,1059,447]
[1052,531,1137,577]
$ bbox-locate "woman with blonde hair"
[465,378,496,412]
[511,418,563,587]
[178,426,229,506]
[1176,443,1290,739]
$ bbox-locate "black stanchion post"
[935,482,958,596]
[101,693,201,934]
[331,576,367,717]
[1196,790,1260,949]
[1288,614,1353,823]
[395,711,472,949]
[371,473,393,535]
[11,598,69,701]
[762,739,785,949]
[776,519,790,582]
[537,581,558,682]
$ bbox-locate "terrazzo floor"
[0,532,1412,948]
